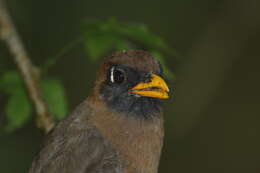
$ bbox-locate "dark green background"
[1,0,260,172]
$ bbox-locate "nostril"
[143,73,152,83]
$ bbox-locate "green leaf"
[5,87,32,132]
[0,71,32,132]
[0,71,23,93]
[117,23,168,50]
[83,18,132,61]
[114,39,130,51]
[82,18,176,60]
[84,33,119,61]
[41,79,68,120]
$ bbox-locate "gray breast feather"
[29,102,123,173]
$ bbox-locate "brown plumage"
[29,50,170,173]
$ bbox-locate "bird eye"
[110,66,125,84]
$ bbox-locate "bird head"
[93,50,170,118]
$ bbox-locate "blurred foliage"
[0,18,175,132]
[0,71,32,132]
[83,18,175,79]
[0,71,68,132]
[41,79,68,120]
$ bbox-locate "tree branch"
[0,0,54,133]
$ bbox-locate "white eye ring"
[110,66,115,83]
[109,66,125,84]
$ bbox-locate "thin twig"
[42,37,83,74]
[0,0,54,133]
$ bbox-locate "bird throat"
[88,97,164,173]
[99,85,162,119]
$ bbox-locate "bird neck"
[88,97,164,173]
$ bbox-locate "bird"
[29,50,170,173]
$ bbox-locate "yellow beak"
[129,74,169,99]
